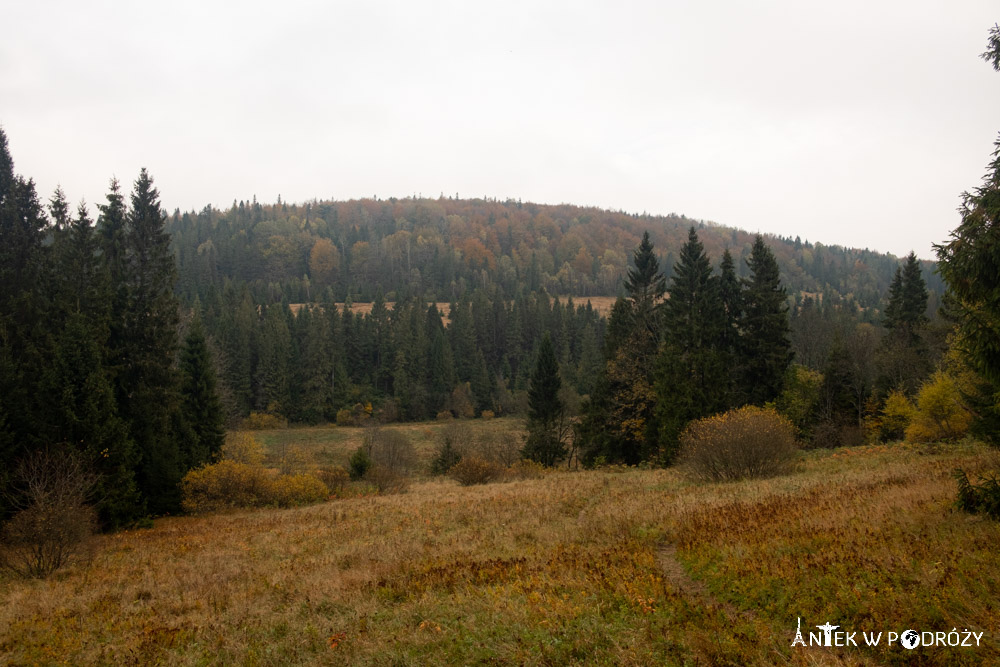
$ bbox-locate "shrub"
[364,426,417,475]
[436,411,454,422]
[335,408,354,426]
[678,406,798,482]
[480,410,495,420]
[449,456,506,486]
[222,432,266,466]
[480,431,522,467]
[269,474,329,506]
[506,459,545,481]
[0,448,98,578]
[365,466,410,494]
[955,469,1000,520]
[875,389,915,442]
[448,383,476,419]
[181,460,272,512]
[275,444,310,475]
[431,438,463,475]
[905,371,974,443]
[809,420,865,449]
[315,466,350,493]
[774,365,823,439]
[348,447,372,481]
[181,462,330,512]
[242,411,287,430]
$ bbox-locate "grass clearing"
[1,437,998,665]
[250,417,527,474]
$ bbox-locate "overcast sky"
[3,1,998,259]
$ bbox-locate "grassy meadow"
[1,421,999,666]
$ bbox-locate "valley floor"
[1,438,998,665]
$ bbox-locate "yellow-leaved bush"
[181,433,328,513]
[873,389,916,442]
[905,370,973,443]
[678,406,798,482]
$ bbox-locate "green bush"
[431,438,463,475]
[348,447,372,481]
[773,364,822,439]
[955,469,1000,520]
[679,406,798,482]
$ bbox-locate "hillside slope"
[167,197,943,313]
[2,439,996,665]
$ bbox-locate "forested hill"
[166,196,943,313]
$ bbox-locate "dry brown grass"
[1,440,998,665]
[249,417,527,476]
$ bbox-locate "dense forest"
[167,194,944,309]
[166,192,945,426]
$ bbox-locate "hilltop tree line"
[166,193,944,315]
[0,129,224,526]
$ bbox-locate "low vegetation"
[1,436,998,665]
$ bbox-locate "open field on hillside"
[2,436,999,666]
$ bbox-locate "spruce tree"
[624,230,667,337]
[522,334,567,466]
[900,252,929,335]
[883,267,904,330]
[654,227,727,462]
[935,24,1000,443]
[179,311,226,468]
[879,252,931,394]
[738,235,792,405]
[46,202,141,526]
[578,232,665,465]
[718,249,742,359]
[120,169,184,515]
[0,129,52,495]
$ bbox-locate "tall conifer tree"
[522,333,567,466]
[578,231,664,464]
[738,235,792,405]
[179,311,226,467]
[119,169,183,515]
[654,228,727,462]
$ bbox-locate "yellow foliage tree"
[905,371,973,443]
[875,389,916,442]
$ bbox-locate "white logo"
[791,617,984,650]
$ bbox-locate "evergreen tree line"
[198,282,607,424]
[0,129,225,525]
[569,229,939,467]
[576,229,793,464]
